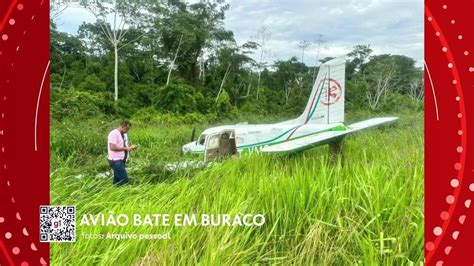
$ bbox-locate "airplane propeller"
[190,127,196,142]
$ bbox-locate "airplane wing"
[260,117,398,154]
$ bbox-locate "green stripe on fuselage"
[239,124,346,153]
[237,125,299,149]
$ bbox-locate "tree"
[154,83,199,115]
[123,29,158,84]
[408,70,424,101]
[166,35,184,85]
[273,57,307,105]
[153,1,196,85]
[298,40,311,67]
[346,44,373,80]
[363,54,421,95]
[312,34,325,82]
[214,44,254,102]
[382,55,418,94]
[150,0,232,86]
[50,22,87,90]
[50,0,69,22]
[80,0,143,101]
[363,60,396,110]
[252,26,271,100]
[297,40,311,94]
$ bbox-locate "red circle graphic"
[320,78,342,106]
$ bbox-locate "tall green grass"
[50,112,423,265]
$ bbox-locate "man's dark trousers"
[108,159,129,185]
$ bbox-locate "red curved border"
[425,6,467,264]
[0,0,50,265]
[425,1,474,265]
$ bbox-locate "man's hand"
[109,143,137,152]
[127,145,138,151]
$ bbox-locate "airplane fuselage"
[182,122,346,154]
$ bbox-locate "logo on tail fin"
[320,78,342,106]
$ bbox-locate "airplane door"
[204,130,237,162]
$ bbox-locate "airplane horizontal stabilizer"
[260,117,398,154]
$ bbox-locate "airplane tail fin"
[295,56,345,125]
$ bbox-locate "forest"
[50,0,423,124]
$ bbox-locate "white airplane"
[182,56,397,161]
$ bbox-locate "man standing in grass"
[107,120,137,186]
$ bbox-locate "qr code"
[39,205,76,242]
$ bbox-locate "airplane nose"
[182,145,191,154]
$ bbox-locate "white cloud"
[224,0,423,66]
[55,6,94,33]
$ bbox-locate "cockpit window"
[198,134,206,145]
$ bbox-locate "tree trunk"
[256,71,261,100]
[215,63,231,102]
[166,35,183,86]
[114,44,119,101]
[166,65,175,86]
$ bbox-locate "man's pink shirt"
[107,129,125,160]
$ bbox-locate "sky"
[55,0,423,67]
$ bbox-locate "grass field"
[50,112,423,265]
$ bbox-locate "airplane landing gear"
[329,137,345,164]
